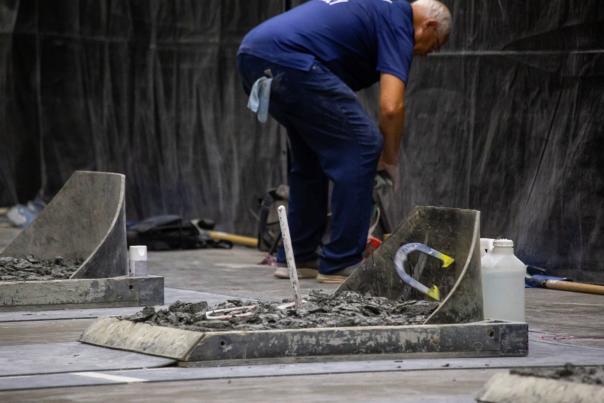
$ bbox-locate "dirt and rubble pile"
[512,363,604,385]
[0,256,82,281]
[125,290,438,332]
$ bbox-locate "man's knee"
[363,126,384,165]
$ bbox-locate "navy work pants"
[238,54,382,274]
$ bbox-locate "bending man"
[238,0,452,283]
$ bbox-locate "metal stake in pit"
[277,205,303,310]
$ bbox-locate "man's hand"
[379,73,406,166]
[377,158,400,191]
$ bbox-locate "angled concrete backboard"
[337,206,483,325]
[0,171,128,278]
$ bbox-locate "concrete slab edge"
[80,318,528,362]
[476,372,604,403]
[0,276,164,311]
[188,321,527,361]
[80,317,204,360]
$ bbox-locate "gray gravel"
[125,290,438,332]
[0,256,82,281]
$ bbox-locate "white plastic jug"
[480,239,526,322]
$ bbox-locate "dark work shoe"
[316,263,361,284]
[273,260,319,279]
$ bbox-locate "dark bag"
[127,215,232,251]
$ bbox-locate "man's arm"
[378,73,406,166]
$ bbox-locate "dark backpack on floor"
[127,215,232,251]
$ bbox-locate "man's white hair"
[414,0,452,38]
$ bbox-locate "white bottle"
[480,239,526,322]
[129,245,148,277]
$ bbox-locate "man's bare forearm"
[378,73,406,166]
[379,105,405,165]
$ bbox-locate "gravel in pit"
[512,363,604,385]
[125,290,439,332]
[0,256,82,281]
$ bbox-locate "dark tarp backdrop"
[1,0,290,234]
[0,0,603,281]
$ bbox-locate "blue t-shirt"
[239,0,415,91]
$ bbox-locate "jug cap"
[493,239,514,248]
[129,245,147,261]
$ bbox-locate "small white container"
[480,239,526,322]
[129,245,148,277]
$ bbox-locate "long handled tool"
[206,230,258,248]
[526,274,604,296]
[545,280,604,295]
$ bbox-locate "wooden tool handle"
[207,231,258,248]
[545,280,604,295]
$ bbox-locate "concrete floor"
[2,370,498,403]
[1,225,603,402]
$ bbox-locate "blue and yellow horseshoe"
[394,243,455,301]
